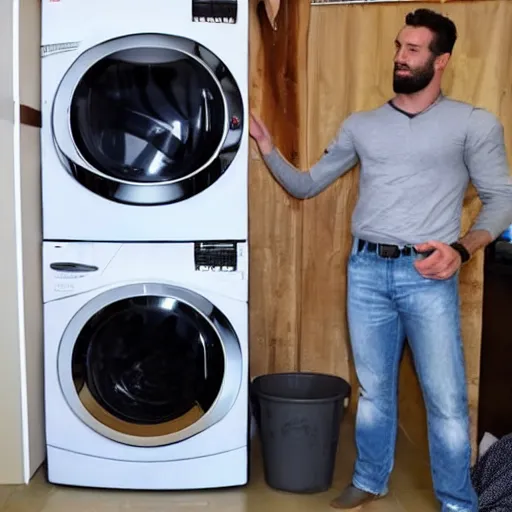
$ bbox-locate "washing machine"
[41,0,248,242]
[43,240,249,489]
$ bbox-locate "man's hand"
[413,240,462,280]
[249,112,273,155]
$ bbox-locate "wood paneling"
[248,0,310,376]
[300,9,360,378]
[249,0,512,461]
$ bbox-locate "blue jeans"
[347,239,478,512]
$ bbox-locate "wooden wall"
[249,0,310,375]
[249,0,512,457]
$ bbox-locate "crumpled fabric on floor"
[471,433,512,511]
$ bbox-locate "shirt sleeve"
[464,108,512,240]
[261,117,359,199]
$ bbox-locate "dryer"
[43,240,249,489]
[41,0,248,242]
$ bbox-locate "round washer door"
[52,33,244,206]
[57,283,243,447]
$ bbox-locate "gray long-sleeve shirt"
[262,95,512,245]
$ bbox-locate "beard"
[393,57,435,94]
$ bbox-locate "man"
[250,8,512,512]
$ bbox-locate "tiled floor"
[0,415,438,511]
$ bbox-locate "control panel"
[192,0,237,24]
[194,241,238,272]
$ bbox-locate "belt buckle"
[379,244,400,258]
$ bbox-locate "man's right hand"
[249,112,273,155]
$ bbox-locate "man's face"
[393,26,438,94]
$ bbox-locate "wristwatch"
[450,242,471,263]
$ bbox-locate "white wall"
[0,0,44,484]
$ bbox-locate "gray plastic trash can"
[251,372,351,493]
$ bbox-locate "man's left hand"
[413,240,462,280]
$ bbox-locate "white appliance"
[41,0,248,242]
[43,240,249,489]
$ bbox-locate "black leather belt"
[357,239,414,258]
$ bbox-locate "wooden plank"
[300,7,359,380]
[248,0,310,377]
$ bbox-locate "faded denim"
[347,239,478,512]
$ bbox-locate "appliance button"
[230,115,241,129]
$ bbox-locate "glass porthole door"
[52,34,244,205]
[58,284,243,446]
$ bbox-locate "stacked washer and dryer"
[40,0,250,490]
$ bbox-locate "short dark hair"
[405,9,457,55]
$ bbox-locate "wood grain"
[300,10,360,380]
[249,0,512,462]
[262,0,280,28]
[248,0,310,377]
